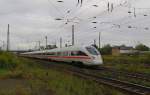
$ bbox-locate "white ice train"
[21,46,103,66]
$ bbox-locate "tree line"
[92,44,150,55]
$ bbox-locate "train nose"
[92,56,103,65]
[93,60,103,65]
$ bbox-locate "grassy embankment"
[103,54,150,74]
[100,54,150,87]
[0,52,126,95]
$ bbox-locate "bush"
[100,44,112,55]
[135,44,149,51]
[0,52,20,69]
[103,55,150,74]
[103,55,150,64]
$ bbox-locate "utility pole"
[45,36,47,49]
[3,41,5,50]
[94,39,96,45]
[99,32,101,49]
[7,24,10,51]
[72,25,75,46]
[38,41,41,50]
[60,37,62,48]
[134,8,136,17]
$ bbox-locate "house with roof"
[112,46,138,56]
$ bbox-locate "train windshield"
[86,47,99,55]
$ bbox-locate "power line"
[47,0,64,17]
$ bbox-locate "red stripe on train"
[48,56,91,59]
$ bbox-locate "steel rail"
[19,57,150,95]
[69,68,150,95]
[94,66,150,82]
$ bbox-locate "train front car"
[83,46,103,65]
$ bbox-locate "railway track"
[70,68,150,95]
[41,61,150,95]
[20,56,150,82]
[92,66,150,82]
[21,57,150,95]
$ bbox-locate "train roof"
[21,45,91,54]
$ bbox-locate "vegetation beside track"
[97,54,150,87]
[0,52,20,70]
[103,54,150,74]
[0,52,126,95]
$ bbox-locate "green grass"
[0,51,20,69]
[103,55,150,74]
[103,54,150,64]
[92,54,150,87]
[0,69,9,77]
[0,52,149,95]
[28,69,125,95]
[0,52,126,95]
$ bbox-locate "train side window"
[71,51,87,56]
[71,51,78,56]
[77,51,87,56]
[48,52,55,55]
[63,52,68,56]
[86,47,99,55]
[57,52,61,56]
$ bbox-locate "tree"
[135,44,149,51]
[100,44,112,55]
[91,44,98,49]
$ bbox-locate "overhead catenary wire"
[49,0,150,46]
[47,0,65,17]
[49,0,148,27]
[77,0,150,30]
[56,0,117,28]
[77,14,150,42]
[58,0,129,31]
[57,0,109,28]
[71,0,128,25]
[73,0,148,30]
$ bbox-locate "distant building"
[112,46,120,56]
[112,46,138,56]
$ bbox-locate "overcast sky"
[0,0,150,50]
